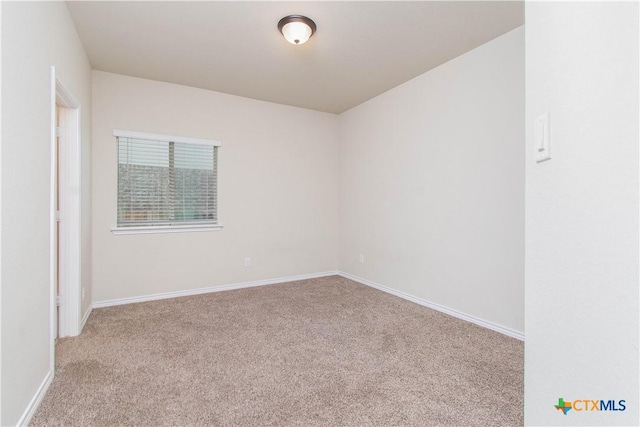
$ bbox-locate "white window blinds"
[115,130,220,228]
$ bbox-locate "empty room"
[1,1,638,426]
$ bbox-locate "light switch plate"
[535,111,551,162]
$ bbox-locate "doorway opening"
[50,67,82,349]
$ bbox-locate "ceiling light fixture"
[278,15,316,45]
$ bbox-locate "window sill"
[111,224,223,235]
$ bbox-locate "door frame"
[50,66,82,345]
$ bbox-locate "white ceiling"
[67,1,523,114]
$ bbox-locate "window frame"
[111,129,223,235]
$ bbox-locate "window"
[113,130,222,234]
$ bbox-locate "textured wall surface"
[524,2,639,425]
[339,28,525,335]
[92,71,339,303]
[1,2,92,424]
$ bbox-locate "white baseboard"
[92,271,339,308]
[92,270,523,341]
[338,271,524,341]
[80,306,92,332]
[16,369,53,426]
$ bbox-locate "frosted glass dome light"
[278,15,316,45]
[282,22,312,45]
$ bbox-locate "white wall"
[1,2,92,425]
[524,2,639,426]
[92,71,339,303]
[338,27,525,335]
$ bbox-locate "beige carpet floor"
[31,275,523,426]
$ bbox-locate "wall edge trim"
[92,271,340,308]
[16,370,54,427]
[80,305,92,332]
[338,271,525,341]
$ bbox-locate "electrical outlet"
[244,257,251,267]
[359,254,365,264]
[81,287,85,302]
